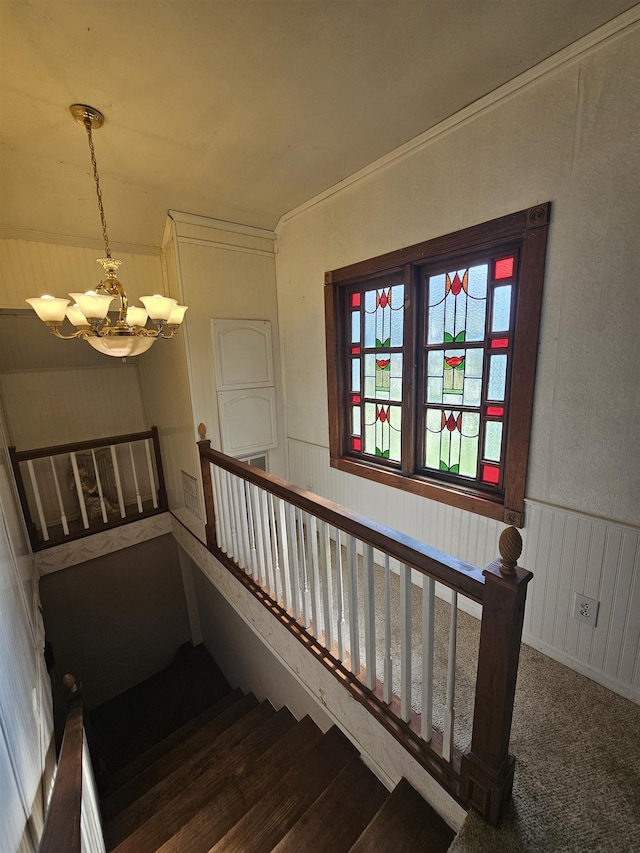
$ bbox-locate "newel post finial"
[62,673,79,697]
[498,526,522,576]
[198,422,207,441]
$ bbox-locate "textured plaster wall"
[275,24,640,526]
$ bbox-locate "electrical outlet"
[572,592,599,627]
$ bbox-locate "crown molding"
[0,225,161,256]
[168,210,276,241]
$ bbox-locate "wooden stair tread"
[208,725,360,853]
[102,690,255,820]
[109,707,310,853]
[105,697,273,849]
[151,715,324,853]
[271,756,388,853]
[103,687,243,794]
[90,643,230,776]
[348,777,455,853]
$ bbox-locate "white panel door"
[218,388,278,455]
[211,320,273,390]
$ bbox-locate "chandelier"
[26,104,187,358]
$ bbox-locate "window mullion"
[401,263,417,476]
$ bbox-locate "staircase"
[91,645,456,853]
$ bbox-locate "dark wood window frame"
[324,203,551,527]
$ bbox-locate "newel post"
[459,526,532,825]
[197,423,217,549]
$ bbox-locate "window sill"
[330,456,523,526]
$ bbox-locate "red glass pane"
[351,292,361,308]
[491,337,509,349]
[494,257,514,279]
[486,406,504,417]
[482,464,500,484]
[351,345,361,354]
[352,437,362,451]
[351,394,361,404]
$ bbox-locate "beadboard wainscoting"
[287,438,640,702]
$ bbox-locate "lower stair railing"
[198,425,533,825]
[9,427,167,551]
[38,676,105,853]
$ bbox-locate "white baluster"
[27,460,49,541]
[363,543,376,690]
[261,489,275,595]
[383,553,393,704]
[307,515,322,638]
[318,520,334,651]
[238,476,252,572]
[110,446,126,519]
[346,534,360,675]
[49,457,69,536]
[221,469,234,557]
[335,529,346,662]
[400,562,412,722]
[443,590,458,762]
[128,443,143,513]
[144,439,158,509]
[286,503,300,619]
[90,449,108,524]
[251,484,266,586]
[421,576,435,743]
[70,452,89,530]
[228,473,241,564]
[211,465,225,552]
[298,508,310,629]
[268,493,280,600]
[245,481,258,580]
[275,499,292,611]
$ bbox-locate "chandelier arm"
[47,325,96,341]
[84,116,111,260]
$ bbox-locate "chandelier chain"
[84,116,111,259]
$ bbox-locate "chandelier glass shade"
[26,105,187,358]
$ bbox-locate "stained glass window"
[422,255,516,490]
[348,281,404,464]
[329,203,550,525]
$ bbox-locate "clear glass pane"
[389,353,403,402]
[487,354,507,401]
[352,406,361,436]
[427,274,446,344]
[492,285,512,332]
[390,284,405,347]
[484,420,503,462]
[364,402,376,454]
[364,290,376,348]
[351,310,360,343]
[351,358,360,393]
[427,377,443,404]
[462,377,482,407]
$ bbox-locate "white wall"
[275,19,640,699]
[0,407,53,852]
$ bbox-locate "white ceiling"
[0,1,636,250]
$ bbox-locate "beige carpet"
[331,556,640,852]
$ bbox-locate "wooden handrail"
[10,428,159,462]
[198,440,486,603]
[38,676,83,853]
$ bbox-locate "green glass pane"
[492,285,512,332]
[484,420,503,462]
[487,354,507,401]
